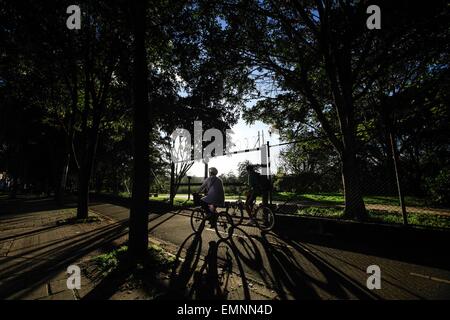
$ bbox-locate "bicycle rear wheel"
[254,206,275,232]
[190,208,205,233]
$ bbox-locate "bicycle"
[190,193,234,241]
[227,191,276,232]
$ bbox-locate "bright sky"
[186,117,283,177]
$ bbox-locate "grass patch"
[293,206,450,229]
[0,191,10,197]
[296,206,343,218]
[150,195,194,207]
[94,244,175,276]
[118,192,131,198]
[57,210,102,225]
[367,210,450,229]
[94,245,130,275]
[89,244,176,299]
[274,192,429,207]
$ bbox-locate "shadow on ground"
[1,197,449,300]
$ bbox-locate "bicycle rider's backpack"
[257,174,271,191]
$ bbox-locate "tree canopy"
[0,0,448,239]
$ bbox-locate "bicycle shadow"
[159,207,325,300]
[157,205,397,300]
[157,217,253,300]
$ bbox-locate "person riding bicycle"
[198,167,225,223]
[245,164,269,214]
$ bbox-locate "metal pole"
[187,176,191,201]
[260,144,267,176]
[267,141,272,205]
[173,146,263,164]
[204,161,208,180]
[390,132,408,225]
[169,162,175,206]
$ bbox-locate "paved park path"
[1,197,449,299]
[90,202,450,300]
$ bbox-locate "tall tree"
[128,0,150,258]
[210,0,449,220]
[73,1,124,219]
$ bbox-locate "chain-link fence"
[270,134,450,229]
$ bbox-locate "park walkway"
[0,198,271,299]
[1,197,450,299]
[0,199,130,299]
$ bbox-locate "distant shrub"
[273,172,340,193]
[426,167,450,206]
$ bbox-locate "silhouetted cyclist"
[245,164,269,214]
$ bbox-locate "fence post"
[187,176,191,201]
[267,141,272,205]
[204,161,208,179]
[169,161,175,206]
[390,132,408,225]
[260,144,267,175]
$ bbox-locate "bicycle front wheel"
[190,208,205,233]
[214,212,234,241]
[254,206,275,232]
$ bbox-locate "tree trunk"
[77,165,89,219]
[129,0,150,259]
[341,144,367,220]
[10,176,17,199]
[95,174,103,194]
[113,170,119,195]
[76,39,104,220]
[76,126,100,219]
[58,61,78,206]
[55,151,70,205]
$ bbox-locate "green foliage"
[296,206,343,218]
[94,244,175,275]
[152,195,194,207]
[293,207,450,229]
[58,211,102,225]
[95,245,129,274]
[274,192,428,207]
[1,1,449,225]
[274,173,341,194]
[367,210,450,229]
[219,172,246,195]
[426,168,450,206]
[217,0,449,218]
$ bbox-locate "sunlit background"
[186,117,282,177]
